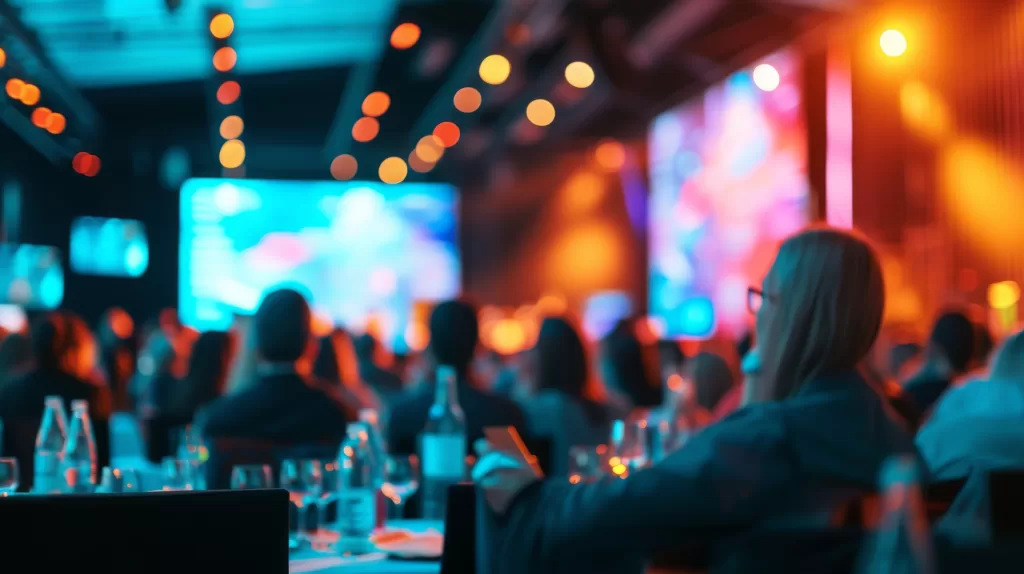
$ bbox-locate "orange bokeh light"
[433,122,460,147]
[361,92,391,117]
[19,84,40,105]
[408,150,435,174]
[352,117,380,142]
[210,13,235,39]
[0,48,6,68]
[330,154,358,180]
[219,115,244,140]
[5,78,23,99]
[453,87,481,113]
[378,156,408,184]
[213,47,237,72]
[219,139,246,169]
[31,107,52,128]
[390,23,421,50]
[415,135,445,163]
[594,139,626,171]
[47,113,66,134]
[74,153,101,177]
[216,81,241,105]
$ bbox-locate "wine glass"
[0,458,19,496]
[382,454,420,519]
[98,467,142,493]
[230,465,273,490]
[280,459,323,542]
[161,458,196,491]
[317,461,340,532]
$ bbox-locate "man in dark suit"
[195,289,355,443]
[387,300,525,455]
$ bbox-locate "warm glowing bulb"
[209,13,234,39]
[219,115,244,140]
[46,113,66,135]
[594,139,626,171]
[752,64,780,92]
[391,23,421,50]
[526,98,555,127]
[988,281,1021,309]
[330,154,358,181]
[415,135,445,163]
[479,54,511,85]
[216,81,241,105]
[352,117,380,142]
[880,29,907,57]
[433,122,460,148]
[361,91,391,117]
[219,139,246,169]
[565,61,595,88]
[213,47,237,72]
[379,156,408,184]
[453,87,481,113]
[19,84,40,105]
[5,78,23,99]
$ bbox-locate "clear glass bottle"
[33,396,68,493]
[856,456,935,574]
[358,409,387,528]
[61,400,97,493]
[420,365,466,520]
[337,422,377,552]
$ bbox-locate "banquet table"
[288,521,443,574]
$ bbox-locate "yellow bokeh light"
[479,54,511,85]
[988,281,1021,310]
[900,81,950,142]
[526,98,555,127]
[209,13,234,39]
[880,29,907,57]
[490,318,527,355]
[379,156,408,184]
[219,139,245,169]
[330,154,358,180]
[454,87,481,113]
[219,115,244,140]
[752,64,780,92]
[564,61,595,89]
[362,91,391,117]
[415,135,445,163]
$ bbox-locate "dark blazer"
[482,371,918,574]
[387,379,526,456]
[195,371,355,444]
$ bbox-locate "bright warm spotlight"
[210,13,234,39]
[880,29,907,57]
[988,281,1021,310]
[391,23,421,50]
[219,115,245,140]
[46,113,66,135]
[31,107,52,128]
[565,61,595,89]
[213,47,238,72]
[752,64,780,92]
[453,87,481,113]
[379,156,408,184]
[415,135,445,163]
[20,84,40,105]
[479,54,511,85]
[433,122,460,148]
[352,117,380,142]
[526,98,555,127]
[330,154,358,181]
[219,139,246,169]
[361,92,391,117]
[216,81,241,105]
[5,78,23,99]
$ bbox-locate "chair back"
[442,482,476,574]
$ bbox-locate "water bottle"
[61,400,97,493]
[856,456,935,574]
[358,409,388,528]
[33,396,69,493]
[337,422,377,552]
[420,365,466,520]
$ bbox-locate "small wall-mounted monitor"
[0,243,64,309]
[70,217,149,278]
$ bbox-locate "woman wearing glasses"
[473,226,918,574]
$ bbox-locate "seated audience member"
[917,329,1024,479]
[901,310,975,417]
[387,300,526,455]
[687,351,736,413]
[0,332,32,390]
[97,307,137,412]
[165,330,236,421]
[518,317,611,476]
[0,311,113,422]
[312,329,380,412]
[353,332,404,400]
[195,289,355,443]
[130,331,182,418]
[599,321,663,419]
[473,227,917,574]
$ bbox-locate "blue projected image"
[71,217,150,278]
[0,243,64,309]
[179,179,461,348]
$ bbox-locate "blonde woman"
[472,227,917,574]
[917,329,1024,479]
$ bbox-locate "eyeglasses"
[747,287,765,314]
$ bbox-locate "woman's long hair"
[756,227,885,401]
[599,320,663,408]
[990,329,1024,382]
[532,316,608,424]
[168,330,235,417]
[313,328,380,411]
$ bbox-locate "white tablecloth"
[289,521,442,574]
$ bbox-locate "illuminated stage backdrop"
[179,179,460,349]
[648,49,809,339]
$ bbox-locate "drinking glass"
[161,458,197,491]
[230,465,273,490]
[317,461,340,532]
[0,458,19,495]
[280,459,323,542]
[382,454,420,519]
[98,467,142,493]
